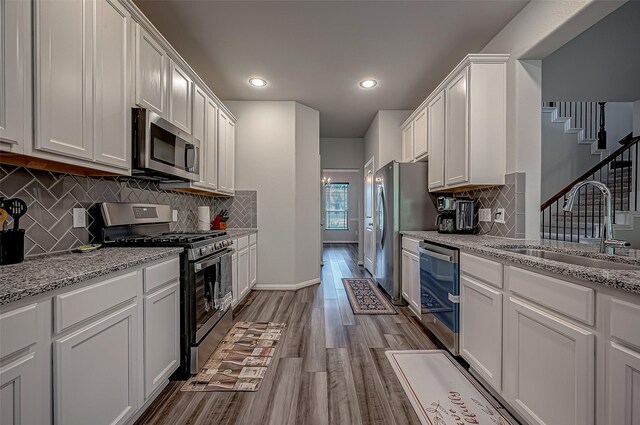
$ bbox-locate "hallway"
[135,243,439,425]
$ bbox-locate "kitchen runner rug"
[181,321,286,392]
[342,278,397,314]
[386,350,515,425]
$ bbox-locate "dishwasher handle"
[418,247,454,263]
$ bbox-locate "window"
[325,183,349,230]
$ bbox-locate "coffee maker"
[436,197,475,234]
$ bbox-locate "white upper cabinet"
[445,67,469,186]
[0,0,30,153]
[206,98,218,189]
[34,0,94,161]
[402,54,508,191]
[401,121,414,163]
[168,59,193,134]
[135,23,167,117]
[192,85,207,187]
[413,108,428,160]
[427,90,445,190]
[217,109,235,194]
[93,0,131,169]
[33,0,133,172]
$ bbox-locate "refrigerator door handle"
[379,187,386,249]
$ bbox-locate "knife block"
[0,229,25,265]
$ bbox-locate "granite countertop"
[226,228,258,238]
[400,231,640,295]
[0,247,183,306]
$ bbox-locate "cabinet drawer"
[0,304,38,358]
[54,271,138,333]
[249,233,257,245]
[144,257,180,293]
[610,298,640,350]
[508,266,594,325]
[401,237,420,254]
[461,252,503,289]
[237,236,249,250]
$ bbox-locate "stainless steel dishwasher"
[418,241,460,355]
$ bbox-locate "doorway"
[321,169,362,255]
[364,157,375,275]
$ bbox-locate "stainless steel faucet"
[563,180,630,254]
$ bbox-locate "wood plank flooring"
[135,243,440,425]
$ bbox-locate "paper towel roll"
[197,206,210,231]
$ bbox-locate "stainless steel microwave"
[132,108,200,181]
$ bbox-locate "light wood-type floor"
[135,243,441,425]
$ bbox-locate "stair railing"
[543,101,602,142]
[541,134,638,242]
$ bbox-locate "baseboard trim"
[323,241,359,244]
[252,277,320,291]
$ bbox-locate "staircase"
[542,101,609,161]
[541,132,639,244]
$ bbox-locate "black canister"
[0,229,25,265]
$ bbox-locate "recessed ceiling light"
[249,77,267,87]
[359,79,377,89]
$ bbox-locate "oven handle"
[193,249,234,271]
[418,247,453,263]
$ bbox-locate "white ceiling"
[134,0,528,138]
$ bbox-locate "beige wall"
[480,0,624,238]
[227,100,320,288]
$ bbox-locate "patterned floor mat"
[181,321,286,392]
[342,278,397,314]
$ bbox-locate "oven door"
[418,242,460,355]
[133,108,200,181]
[191,249,233,343]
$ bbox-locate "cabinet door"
[143,281,180,399]
[460,275,502,391]
[135,24,166,116]
[413,108,428,159]
[401,250,411,303]
[217,110,229,192]
[206,98,218,189]
[409,253,420,316]
[0,353,41,425]
[249,244,257,287]
[226,119,235,192]
[505,297,594,425]
[608,342,640,425]
[238,248,250,301]
[94,0,130,169]
[401,122,414,162]
[35,0,94,160]
[0,0,29,153]
[192,85,207,187]
[231,249,238,305]
[168,60,192,134]
[427,91,445,190]
[445,67,469,186]
[54,303,139,425]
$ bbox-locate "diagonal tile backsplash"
[454,172,525,238]
[0,164,258,257]
[213,191,257,228]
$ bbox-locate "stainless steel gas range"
[97,202,233,376]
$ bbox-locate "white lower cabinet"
[54,303,139,425]
[505,296,595,425]
[250,243,257,287]
[238,247,250,301]
[608,342,640,425]
[231,248,239,306]
[460,274,502,391]
[0,352,41,425]
[401,248,420,316]
[0,256,180,425]
[143,280,180,400]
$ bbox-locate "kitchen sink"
[499,248,640,271]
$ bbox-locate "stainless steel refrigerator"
[375,161,438,304]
